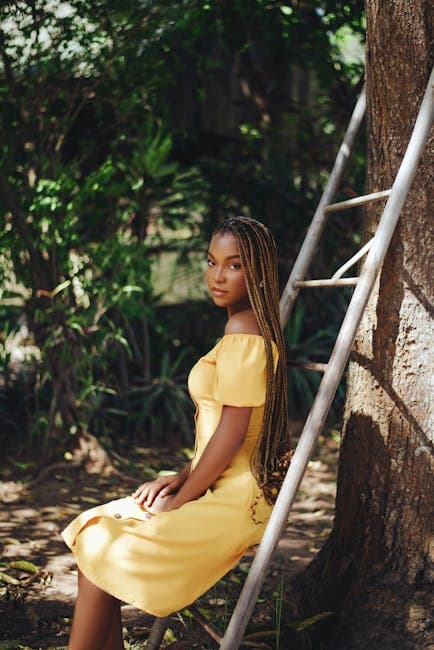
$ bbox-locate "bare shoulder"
[224,309,261,335]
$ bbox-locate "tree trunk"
[295,3,433,648]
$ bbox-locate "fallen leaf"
[0,571,20,585]
[7,560,39,574]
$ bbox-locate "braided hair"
[213,216,290,503]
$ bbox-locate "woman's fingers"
[158,483,176,497]
[133,482,161,506]
[147,493,175,515]
[132,475,179,505]
[144,483,161,505]
[133,487,148,504]
[133,482,150,500]
[132,485,144,499]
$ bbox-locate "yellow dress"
[62,333,275,617]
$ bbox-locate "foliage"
[91,347,195,448]
[284,301,346,418]
[0,2,207,453]
[129,348,194,443]
[0,0,365,457]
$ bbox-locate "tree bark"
[295,3,433,648]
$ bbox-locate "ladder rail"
[280,85,366,327]
[220,66,434,649]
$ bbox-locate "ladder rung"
[332,238,373,279]
[287,361,328,373]
[294,277,359,288]
[324,189,392,213]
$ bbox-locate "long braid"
[213,216,291,503]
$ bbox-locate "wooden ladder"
[147,66,434,649]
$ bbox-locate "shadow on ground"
[0,434,339,649]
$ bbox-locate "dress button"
[114,513,122,519]
[144,513,152,520]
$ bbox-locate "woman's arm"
[148,405,252,513]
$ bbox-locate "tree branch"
[52,55,117,154]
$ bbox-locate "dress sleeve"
[214,334,276,407]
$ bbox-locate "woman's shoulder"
[224,309,261,336]
[217,311,278,372]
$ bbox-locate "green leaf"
[120,285,144,294]
[50,279,71,297]
[0,571,20,585]
[162,628,177,643]
[294,611,335,631]
[7,560,39,574]
[68,321,85,335]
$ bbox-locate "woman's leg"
[68,569,124,650]
[102,601,124,650]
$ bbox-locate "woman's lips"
[212,287,228,297]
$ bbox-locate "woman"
[62,216,291,649]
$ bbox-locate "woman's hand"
[132,473,184,508]
[145,493,178,515]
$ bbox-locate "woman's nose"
[214,266,225,283]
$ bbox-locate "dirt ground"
[0,433,339,649]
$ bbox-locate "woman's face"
[206,232,250,316]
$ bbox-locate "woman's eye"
[206,258,215,267]
[230,263,241,270]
